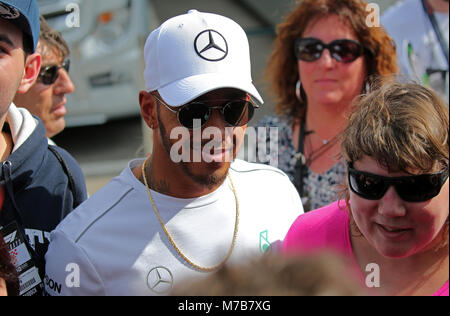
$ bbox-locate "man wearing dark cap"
[0,0,87,296]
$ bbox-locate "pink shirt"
[283,200,449,296]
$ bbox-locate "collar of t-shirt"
[127,159,232,210]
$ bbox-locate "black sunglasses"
[38,59,70,85]
[153,95,259,130]
[348,164,449,202]
[295,38,364,63]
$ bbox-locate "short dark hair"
[0,234,19,296]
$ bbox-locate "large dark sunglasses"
[38,59,70,85]
[295,38,364,63]
[153,95,259,130]
[348,164,449,202]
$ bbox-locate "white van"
[38,0,156,127]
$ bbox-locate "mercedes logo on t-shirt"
[147,266,174,294]
[194,29,228,62]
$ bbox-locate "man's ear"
[139,91,159,130]
[16,53,41,94]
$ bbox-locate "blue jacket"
[0,106,87,287]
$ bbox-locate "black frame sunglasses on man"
[348,163,449,203]
[38,59,70,85]
[152,94,259,130]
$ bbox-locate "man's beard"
[157,106,229,189]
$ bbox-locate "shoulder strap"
[421,0,449,67]
[294,116,309,198]
[48,146,77,210]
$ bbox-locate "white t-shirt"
[381,0,449,103]
[44,159,303,296]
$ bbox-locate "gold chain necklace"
[141,157,239,272]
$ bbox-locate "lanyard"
[0,185,4,212]
[421,0,449,68]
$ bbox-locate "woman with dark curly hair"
[0,234,19,296]
[257,0,398,211]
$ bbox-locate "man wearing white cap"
[44,10,304,296]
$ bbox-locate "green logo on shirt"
[259,230,271,253]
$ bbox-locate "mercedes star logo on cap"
[147,266,174,294]
[194,29,228,62]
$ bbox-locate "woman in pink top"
[284,81,449,296]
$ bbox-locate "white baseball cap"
[144,9,263,106]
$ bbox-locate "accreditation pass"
[0,221,43,296]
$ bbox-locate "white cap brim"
[157,73,264,107]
